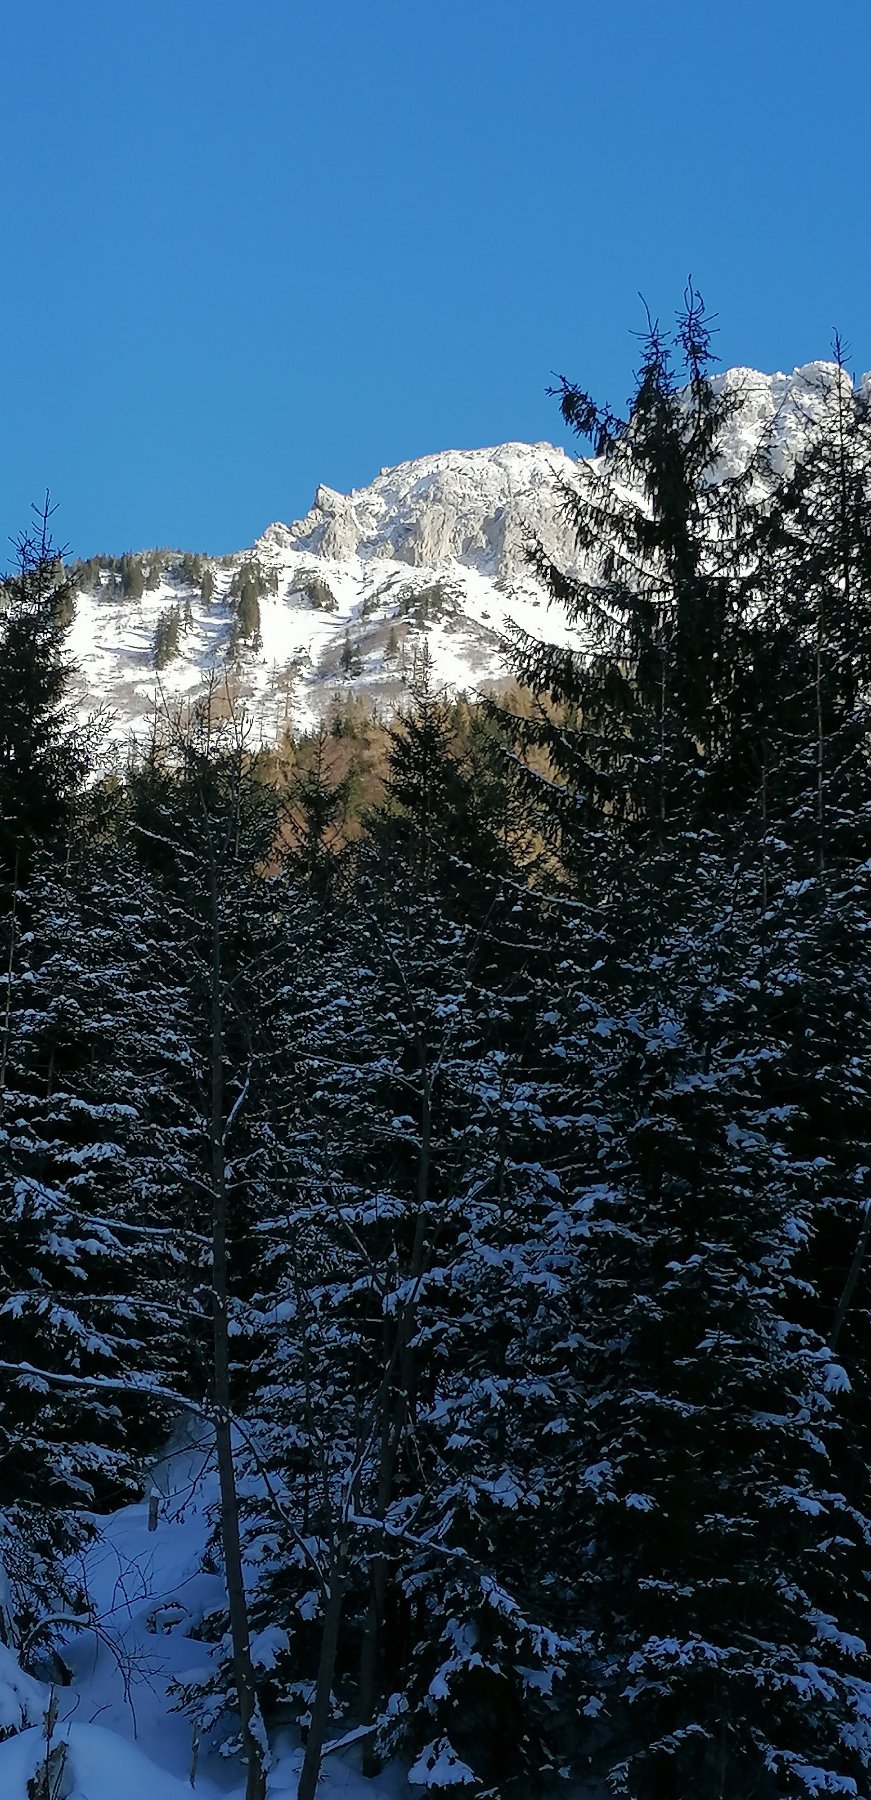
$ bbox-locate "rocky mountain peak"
[64,364,865,751]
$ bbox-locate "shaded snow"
[0,1643,45,1736]
[0,1723,200,1800]
[0,1417,451,1798]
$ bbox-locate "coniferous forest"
[4,299,871,1799]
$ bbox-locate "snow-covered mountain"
[65,362,859,749]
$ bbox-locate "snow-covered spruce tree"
[547,840,871,1795]
[235,847,490,1793]
[353,695,599,1795]
[0,837,196,1649]
[0,517,188,1650]
[0,507,92,899]
[237,682,596,1799]
[376,674,544,924]
[162,850,355,1800]
[495,287,752,904]
[284,721,355,903]
[735,352,871,1558]
[373,960,598,1795]
[126,692,304,1800]
[0,506,92,1101]
[492,300,871,1792]
[241,914,410,1800]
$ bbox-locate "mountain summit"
[64,362,859,746]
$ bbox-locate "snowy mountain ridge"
[64,361,859,749]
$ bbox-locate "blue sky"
[2,0,870,559]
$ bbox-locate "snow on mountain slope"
[708,360,861,481]
[63,363,858,751]
[277,440,580,572]
[65,439,583,752]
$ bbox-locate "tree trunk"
[359,1053,431,1774]
[0,846,20,1095]
[297,1551,348,1800]
[831,1200,871,1352]
[357,1577,386,1779]
[209,865,266,1800]
[357,1399,397,1778]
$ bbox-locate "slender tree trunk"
[209,865,266,1800]
[831,1200,871,1352]
[0,847,19,1095]
[760,748,768,919]
[357,1403,398,1778]
[297,1547,348,1800]
[815,617,826,877]
[359,1053,431,1774]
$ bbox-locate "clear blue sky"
[2,0,870,559]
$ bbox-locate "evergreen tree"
[496,287,752,903]
[144,554,164,592]
[179,552,205,588]
[374,669,466,887]
[493,298,871,1793]
[737,350,871,1527]
[233,684,590,1797]
[119,553,145,601]
[559,882,871,1795]
[0,518,187,1648]
[127,693,295,1800]
[339,632,361,677]
[286,724,351,901]
[236,575,261,644]
[153,601,182,670]
[0,842,195,1647]
[0,506,92,891]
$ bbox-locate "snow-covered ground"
[0,1423,409,1800]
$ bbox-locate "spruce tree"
[127,694,295,1800]
[119,553,145,601]
[153,601,182,670]
[738,350,871,1539]
[0,506,92,893]
[234,680,591,1796]
[0,515,186,1649]
[493,298,871,1793]
[0,841,196,1646]
[286,723,351,901]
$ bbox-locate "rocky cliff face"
[278,442,580,577]
[62,362,860,750]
